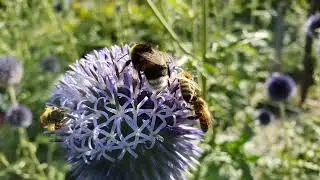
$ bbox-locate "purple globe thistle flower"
[266,72,296,102]
[41,56,61,72]
[256,109,275,126]
[47,45,203,179]
[305,13,320,38]
[5,104,32,128]
[0,56,23,87]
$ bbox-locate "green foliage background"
[0,0,319,179]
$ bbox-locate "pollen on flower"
[47,45,203,179]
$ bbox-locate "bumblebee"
[40,105,69,132]
[178,71,212,132]
[122,43,172,92]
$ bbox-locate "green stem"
[146,0,194,57]
[279,102,286,120]
[201,0,208,58]
[8,86,17,106]
[199,0,209,100]
[192,0,198,54]
[18,128,46,177]
[272,2,286,72]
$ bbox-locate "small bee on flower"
[40,105,70,132]
[178,71,213,132]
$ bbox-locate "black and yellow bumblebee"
[122,43,172,92]
[40,105,70,132]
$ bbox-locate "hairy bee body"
[40,106,69,132]
[178,71,212,132]
[127,43,172,92]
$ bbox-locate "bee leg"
[119,60,131,74]
[167,66,171,87]
[138,71,143,89]
[167,65,171,77]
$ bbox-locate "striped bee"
[178,71,212,132]
[40,105,70,132]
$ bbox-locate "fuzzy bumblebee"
[40,106,69,132]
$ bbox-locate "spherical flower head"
[266,72,296,102]
[47,45,203,179]
[0,56,23,87]
[5,104,33,127]
[305,13,320,38]
[256,109,274,126]
[41,56,61,72]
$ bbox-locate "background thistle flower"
[53,0,72,12]
[47,45,203,179]
[266,73,296,102]
[41,56,61,72]
[0,56,23,88]
[256,109,274,126]
[305,13,320,38]
[5,104,33,128]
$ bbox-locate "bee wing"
[141,51,172,65]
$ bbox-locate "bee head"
[182,71,193,80]
[130,43,153,55]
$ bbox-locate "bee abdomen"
[147,76,168,92]
[180,81,197,102]
[194,98,212,132]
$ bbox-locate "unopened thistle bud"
[0,56,23,87]
[41,56,61,72]
[5,104,32,128]
[256,109,274,126]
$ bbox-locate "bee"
[121,43,172,92]
[40,105,70,132]
[178,71,212,132]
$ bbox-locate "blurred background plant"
[0,0,319,179]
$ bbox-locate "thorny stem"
[146,0,194,57]
[8,86,17,106]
